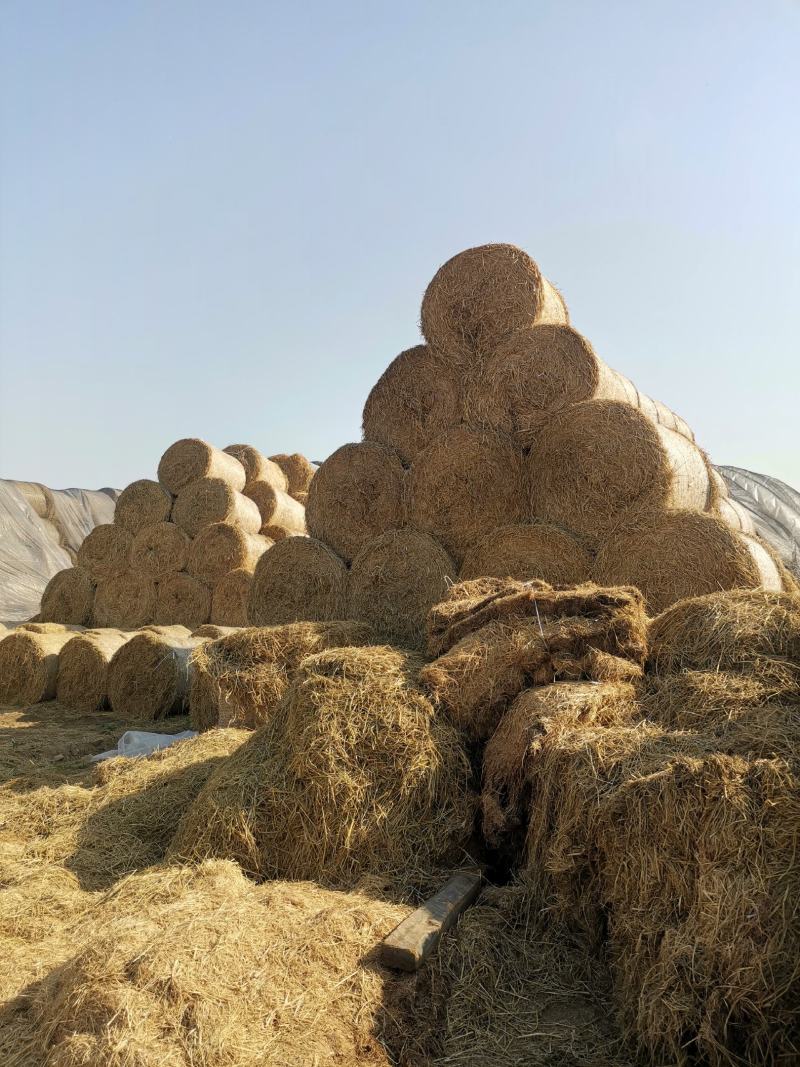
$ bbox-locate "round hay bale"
[223,444,288,492]
[464,324,694,445]
[0,629,76,705]
[39,567,95,625]
[269,452,315,498]
[248,538,347,626]
[17,622,87,634]
[348,529,456,649]
[157,437,246,495]
[107,630,206,719]
[305,442,405,563]
[460,523,593,585]
[716,495,756,535]
[421,243,568,359]
[76,524,132,583]
[155,573,211,630]
[406,426,528,565]
[93,572,156,629]
[129,521,190,580]
[361,344,463,464]
[593,510,783,615]
[113,479,173,535]
[245,481,306,538]
[528,400,711,545]
[55,629,134,711]
[172,478,262,538]
[211,568,252,628]
[170,645,475,890]
[187,523,272,584]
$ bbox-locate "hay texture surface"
[93,571,156,629]
[306,441,405,562]
[158,437,246,494]
[0,629,76,705]
[187,522,271,584]
[248,537,347,625]
[129,521,190,579]
[39,567,94,625]
[269,451,315,498]
[172,477,261,537]
[223,443,288,491]
[211,568,252,627]
[528,400,710,544]
[460,522,592,585]
[361,344,463,464]
[76,523,132,582]
[154,572,211,630]
[55,628,134,711]
[107,629,205,719]
[421,243,568,359]
[113,478,172,534]
[245,479,306,538]
[171,645,475,892]
[594,510,784,614]
[348,529,456,648]
[407,426,528,565]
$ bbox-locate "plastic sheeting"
[716,466,800,580]
[0,480,119,622]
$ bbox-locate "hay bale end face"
[0,629,76,705]
[187,522,272,584]
[459,523,592,586]
[211,568,253,627]
[55,629,134,712]
[93,571,157,629]
[248,537,347,626]
[129,521,190,580]
[155,573,211,630]
[172,477,262,538]
[39,567,95,625]
[107,630,205,719]
[269,452,315,498]
[223,444,288,492]
[113,478,173,534]
[245,481,306,538]
[157,437,246,495]
[306,441,406,563]
[76,523,132,583]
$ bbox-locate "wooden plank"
[379,869,483,971]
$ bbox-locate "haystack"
[245,479,306,538]
[347,529,456,648]
[154,572,211,630]
[39,567,94,625]
[0,628,76,705]
[716,493,756,535]
[172,477,262,537]
[248,537,347,625]
[223,443,288,490]
[211,568,252,627]
[107,629,205,719]
[464,324,694,445]
[528,400,711,544]
[406,426,528,565]
[642,668,800,731]
[305,441,405,562]
[76,523,132,582]
[55,629,135,711]
[269,451,315,498]
[93,571,156,629]
[128,521,190,579]
[113,478,173,534]
[16,622,87,633]
[361,344,463,463]
[594,510,784,614]
[170,646,475,892]
[460,523,592,585]
[420,243,568,358]
[157,437,246,494]
[187,522,271,584]
[188,620,374,731]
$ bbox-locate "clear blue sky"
[1,1,798,490]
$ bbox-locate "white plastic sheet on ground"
[716,466,800,579]
[90,729,198,763]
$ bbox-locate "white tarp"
[716,466,800,580]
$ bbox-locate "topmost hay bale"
[361,344,463,464]
[269,452,315,498]
[158,438,246,495]
[223,444,288,491]
[39,567,95,625]
[0,629,77,706]
[420,243,568,359]
[528,400,711,545]
[76,524,132,583]
[648,588,800,673]
[172,478,262,538]
[248,537,347,626]
[113,479,173,535]
[459,523,592,586]
[306,442,406,563]
[464,324,695,446]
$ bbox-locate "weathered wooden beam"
[379,869,483,971]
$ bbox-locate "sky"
[1,0,798,491]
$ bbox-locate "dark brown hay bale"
[421,243,568,359]
[0,629,77,705]
[129,521,190,580]
[93,571,156,629]
[361,344,463,464]
[154,572,211,630]
[269,451,315,498]
[113,478,173,535]
[245,480,306,538]
[460,522,592,585]
[107,629,206,719]
[305,442,405,562]
[171,646,475,892]
[172,477,262,538]
[187,522,272,584]
[39,567,95,625]
[157,437,246,495]
[189,620,374,731]
[347,529,456,649]
[594,510,784,615]
[223,443,288,491]
[407,426,528,565]
[211,568,252,628]
[55,629,135,711]
[76,523,132,583]
[464,324,694,446]
[528,400,711,545]
[248,537,347,625]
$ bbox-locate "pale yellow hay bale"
[55,629,134,711]
[0,629,76,705]
[157,437,246,494]
[172,477,262,537]
[269,452,315,497]
[154,572,211,630]
[245,480,306,538]
[223,443,288,491]
[187,522,272,584]
[76,523,132,583]
[129,521,190,579]
[93,572,157,629]
[113,479,173,534]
